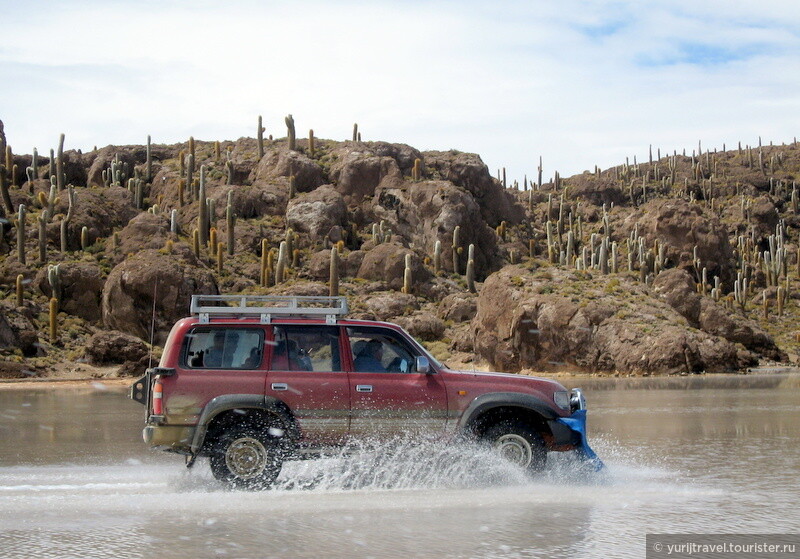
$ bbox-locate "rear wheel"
[210,427,283,489]
[484,421,547,473]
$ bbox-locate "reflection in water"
[0,374,799,558]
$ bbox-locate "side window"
[347,327,420,373]
[184,328,264,370]
[270,326,341,372]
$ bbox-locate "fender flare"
[190,394,298,454]
[456,392,559,436]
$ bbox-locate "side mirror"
[416,356,431,374]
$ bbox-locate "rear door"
[266,325,350,444]
[164,326,267,426]
[345,325,448,439]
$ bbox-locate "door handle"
[271,383,288,391]
[355,385,373,393]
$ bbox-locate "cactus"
[466,245,476,293]
[452,225,461,274]
[412,158,421,181]
[309,129,315,156]
[56,133,65,190]
[0,163,11,213]
[777,286,785,316]
[276,241,288,283]
[214,140,221,161]
[209,227,218,258]
[266,249,275,287]
[146,135,152,182]
[402,253,412,294]
[352,123,358,142]
[15,274,23,307]
[48,264,62,303]
[49,297,58,344]
[226,192,235,256]
[38,214,47,263]
[198,165,208,246]
[187,154,195,197]
[433,240,442,273]
[179,149,186,177]
[258,115,265,158]
[31,147,39,180]
[170,209,179,235]
[260,239,269,287]
[496,221,507,241]
[289,175,296,199]
[225,159,234,185]
[80,226,90,250]
[216,242,224,273]
[329,247,340,297]
[192,228,200,257]
[16,204,26,264]
[285,228,295,260]
[285,115,296,151]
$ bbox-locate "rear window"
[183,328,264,369]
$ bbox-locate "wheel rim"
[225,436,269,479]
[494,434,532,467]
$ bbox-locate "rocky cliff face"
[0,128,797,376]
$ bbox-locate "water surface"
[0,374,798,558]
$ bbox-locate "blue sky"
[1,0,799,181]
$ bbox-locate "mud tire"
[484,421,547,473]
[210,427,283,489]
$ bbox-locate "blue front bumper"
[555,409,604,471]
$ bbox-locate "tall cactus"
[466,244,476,293]
[38,214,47,263]
[276,241,288,283]
[452,225,461,275]
[285,115,296,151]
[402,253,412,294]
[0,163,11,213]
[433,240,442,273]
[309,129,315,156]
[329,247,340,297]
[258,115,265,158]
[56,133,65,191]
[47,264,62,303]
[146,135,152,182]
[226,191,235,256]
[198,165,208,246]
[16,204,26,264]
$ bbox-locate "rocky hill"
[0,118,797,378]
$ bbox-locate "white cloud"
[1,0,799,183]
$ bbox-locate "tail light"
[152,378,164,415]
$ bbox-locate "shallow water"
[0,374,798,558]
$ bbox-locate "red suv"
[131,295,602,488]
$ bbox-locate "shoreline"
[1,366,797,391]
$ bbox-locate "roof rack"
[190,295,349,324]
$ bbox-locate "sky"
[2,0,799,183]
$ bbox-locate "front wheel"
[210,427,283,489]
[484,421,547,473]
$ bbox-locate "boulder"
[249,147,324,192]
[622,199,735,286]
[472,265,755,374]
[394,312,445,341]
[653,268,783,360]
[438,293,477,323]
[372,180,500,277]
[328,149,403,204]
[35,261,106,322]
[102,248,218,344]
[286,186,347,242]
[423,150,524,225]
[84,330,149,365]
[109,212,171,261]
[0,302,38,356]
[356,243,430,291]
[50,186,139,251]
[363,292,419,320]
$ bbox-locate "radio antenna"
[147,276,159,369]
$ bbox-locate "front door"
[266,325,350,445]
[345,326,448,439]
